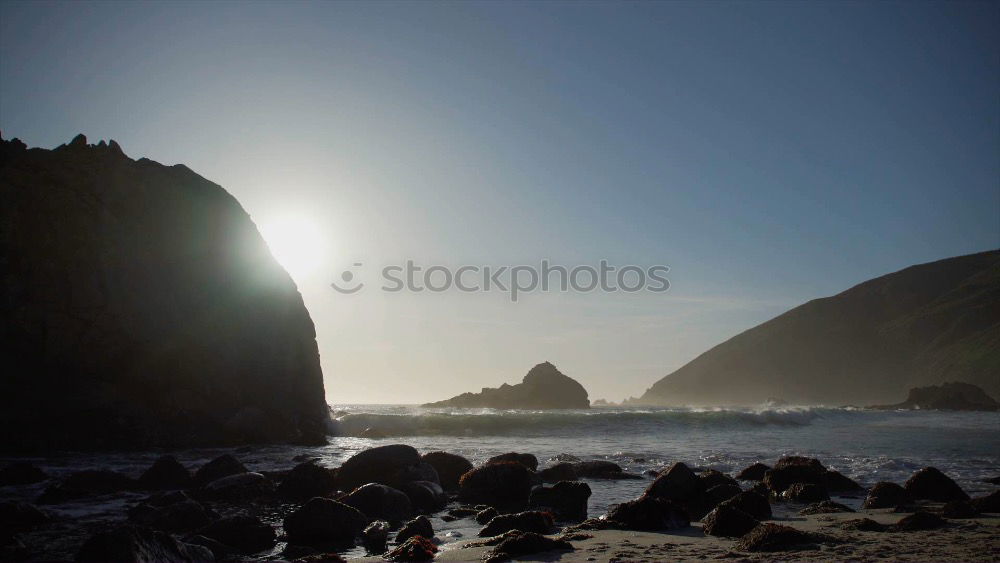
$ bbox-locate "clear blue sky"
[2,1,997,403]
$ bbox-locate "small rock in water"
[892,511,946,531]
[702,505,758,537]
[528,480,591,522]
[903,467,969,502]
[278,461,337,500]
[486,452,539,471]
[341,483,413,523]
[735,462,770,481]
[539,463,578,483]
[781,482,829,503]
[396,515,434,544]
[479,510,554,537]
[193,454,247,487]
[384,535,437,561]
[362,520,390,554]
[0,462,48,486]
[799,500,854,515]
[138,456,192,490]
[476,506,499,524]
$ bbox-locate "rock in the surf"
[903,467,969,502]
[422,361,590,409]
[702,505,759,537]
[459,462,534,512]
[341,483,413,523]
[138,456,192,490]
[283,497,368,547]
[419,452,473,491]
[528,481,591,522]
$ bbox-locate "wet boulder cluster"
[1,449,996,562]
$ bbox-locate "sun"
[259,214,327,280]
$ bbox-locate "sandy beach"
[392,508,1000,563]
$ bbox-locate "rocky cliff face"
[0,134,329,450]
[638,251,1000,406]
[423,362,590,409]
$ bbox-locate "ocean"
[3,405,998,558]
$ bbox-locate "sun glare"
[259,214,327,280]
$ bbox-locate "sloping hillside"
[638,251,1000,406]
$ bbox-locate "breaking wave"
[327,406,843,438]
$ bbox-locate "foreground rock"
[479,511,554,537]
[605,495,690,531]
[702,505,758,537]
[871,382,999,411]
[970,490,1000,513]
[284,497,368,547]
[336,445,438,491]
[0,135,329,450]
[0,463,47,486]
[198,515,275,553]
[480,531,573,563]
[278,461,337,501]
[458,462,534,512]
[903,467,969,502]
[37,470,136,503]
[528,481,591,521]
[644,462,711,519]
[193,455,247,488]
[419,452,472,491]
[76,525,212,562]
[362,520,390,554]
[423,361,590,409]
[735,463,769,481]
[396,515,434,544]
[0,502,50,528]
[862,482,911,509]
[720,491,772,521]
[892,511,947,531]
[341,483,413,523]
[800,500,854,515]
[735,523,824,552]
[762,456,826,493]
[138,456,192,490]
[384,535,437,561]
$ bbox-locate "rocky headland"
[0,134,329,450]
[870,382,999,412]
[422,362,590,409]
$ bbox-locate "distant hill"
[424,361,590,409]
[637,251,1000,406]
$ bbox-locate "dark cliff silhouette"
[638,251,1000,406]
[423,361,590,409]
[0,134,329,450]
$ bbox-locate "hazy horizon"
[2,1,997,403]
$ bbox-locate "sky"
[1,1,997,404]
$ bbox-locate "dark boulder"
[706,484,742,505]
[891,511,946,531]
[0,502,50,528]
[396,515,433,544]
[336,445,429,491]
[476,506,499,524]
[781,482,829,503]
[735,523,822,552]
[941,500,978,518]
[128,499,214,532]
[823,470,863,492]
[571,460,620,478]
[184,534,234,561]
[459,462,534,512]
[341,483,413,523]
[384,535,437,561]
[763,456,826,493]
[970,490,1000,513]
[401,480,447,513]
[862,482,911,509]
[278,462,337,501]
[487,453,539,471]
[419,452,472,491]
[283,497,368,547]
[840,518,886,532]
[702,505,758,537]
[422,361,590,409]
[198,515,275,553]
[903,467,969,502]
[138,456,192,490]
[645,462,711,519]
[720,491,772,521]
[361,520,390,554]
[539,463,578,482]
[0,463,47,486]
[605,495,690,531]
[397,462,440,485]
[75,525,213,562]
[193,455,247,488]
[198,472,273,502]
[799,500,854,515]
[37,470,136,504]
[528,481,591,522]
[700,469,739,490]
[735,463,770,481]
[481,530,573,563]
[479,511,554,537]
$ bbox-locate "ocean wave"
[327,406,837,438]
